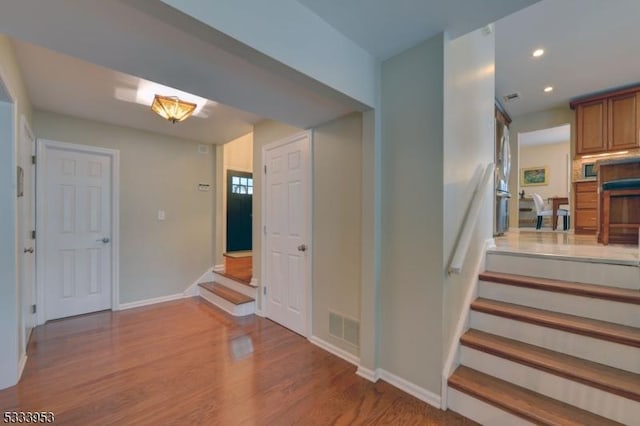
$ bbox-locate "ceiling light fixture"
[151,95,197,123]
[544,86,554,93]
[532,48,545,57]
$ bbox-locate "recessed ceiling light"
[544,86,554,93]
[532,48,545,57]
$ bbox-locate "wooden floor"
[0,299,475,425]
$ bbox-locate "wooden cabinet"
[574,181,598,234]
[573,88,640,156]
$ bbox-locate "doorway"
[517,124,571,229]
[262,131,312,336]
[226,169,253,252]
[36,140,120,323]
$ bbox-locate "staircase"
[197,271,257,317]
[447,250,640,425]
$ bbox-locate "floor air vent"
[329,311,359,347]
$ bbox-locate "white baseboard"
[183,267,215,297]
[441,237,493,409]
[255,307,266,317]
[309,335,360,366]
[356,366,379,382]
[18,354,27,381]
[118,293,186,310]
[378,369,441,409]
[250,277,259,288]
[213,264,225,273]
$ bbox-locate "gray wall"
[253,114,363,356]
[380,34,445,393]
[33,111,215,304]
[0,35,33,390]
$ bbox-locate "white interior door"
[19,118,35,344]
[263,132,311,336]
[39,141,115,321]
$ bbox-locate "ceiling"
[297,0,539,60]
[519,124,570,147]
[495,0,640,118]
[13,40,262,145]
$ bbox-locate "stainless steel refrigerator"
[495,119,511,235]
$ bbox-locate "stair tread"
[471,298,640,348]
[215,270,253,286]
[449,366,623,426]
[461,329,640,401]
[480,271,640,304]
[198,282,254,305]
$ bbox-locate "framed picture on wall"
[520,166,548,186]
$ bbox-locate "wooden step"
[198,282,254,305]
[471,298,640,348]
[448,366,623,426]
[479,271,640,304]
[215,270,252,286]
[461,329,640,402]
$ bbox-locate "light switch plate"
[158,210,166,221]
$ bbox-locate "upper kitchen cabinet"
[572,86,640,156]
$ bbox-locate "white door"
[263,132,311,336]
[38,141,114,321]
[19,118,36,343]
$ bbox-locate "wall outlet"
[157,210,166,221]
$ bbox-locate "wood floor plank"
[479,271,640,304]
[198,282,254,304]
[0,298,475,425]
[471,298,640,347]
[449,366,623,426]
[461,329,640,401]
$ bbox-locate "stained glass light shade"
[151,95,197,123]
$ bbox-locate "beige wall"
[442,28,495,368]
[508,107,574,227]
[252,114,363,356]
[380,33,444,393]
[33,110,215,304]
[221,132,253,257]
[0,35,33,389]
[520,142,570,200]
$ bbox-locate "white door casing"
[262,131,312,336]
[19,116,35,346]
[36,140,119,323]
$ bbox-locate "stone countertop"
[594,155,640,170]
[574,178,597,183]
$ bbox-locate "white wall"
[159,0,376,108]
[0,35,33,390]
[380,33,445,394]
[442,27,495,370]
[33,111,215,304]
[520,142,570,199]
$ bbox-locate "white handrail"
[448,162,495,275]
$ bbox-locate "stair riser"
[478,281,640,327]
[447,388,535,426]
[199,288,255,317]
[211,272,258,298]
[486,253,640,290]
[461,347,638,424]
[471,311,640,374]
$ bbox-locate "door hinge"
[263,225,266,235]
[31,304,36,314]
[264,165,267,174]
[31,155,36,165]
[263,286,267,296]
[31,230,36,239]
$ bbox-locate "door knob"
[97,237,111,244]
[23,247,34,254]
[297,244,307,252]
